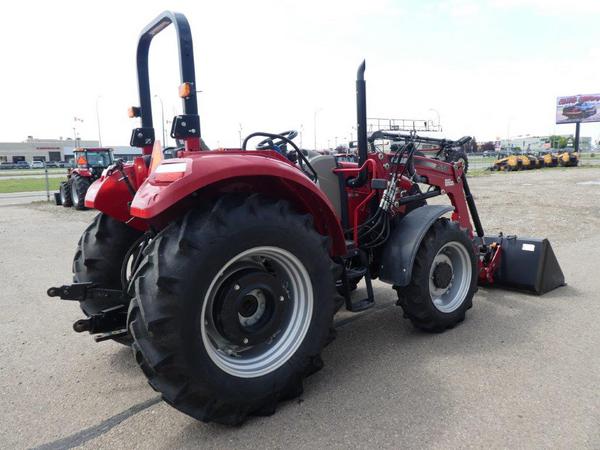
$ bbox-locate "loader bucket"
[484,235,565,295]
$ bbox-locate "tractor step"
[341,251,376,313]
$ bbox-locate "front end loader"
[48,11,565,425]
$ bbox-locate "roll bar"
[131,11,200,152]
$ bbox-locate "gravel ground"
[1,167,599,449]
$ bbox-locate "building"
[0,137,141,163]
[498,135,592,153]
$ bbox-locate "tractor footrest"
[47,282,128,303]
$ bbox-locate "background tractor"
[48,11,565,425]
[56,147,114,209]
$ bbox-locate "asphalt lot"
[0,191,52,206]
[1,168,599,449]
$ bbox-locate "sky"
[2,0,600,149]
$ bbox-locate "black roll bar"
[135,11,199,132]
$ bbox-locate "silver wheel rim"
[429,241,472,313]
[201,246,313,378]
[72,184,79,204]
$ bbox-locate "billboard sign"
[556,94,600,124]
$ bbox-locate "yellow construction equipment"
[540,153,558,167]
[527,154,543,169]
[517,154,534,170]
[491,155,521,171]
[558,151,579,167]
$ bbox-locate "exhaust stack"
[348,60,368,188]
[356,60,368,166]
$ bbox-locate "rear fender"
[72,168,92,177]
[130,152,346,255]
[85,165,148,231]
[378,205,454,286]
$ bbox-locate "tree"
[468,137,478,153]
[549,135,569,149]
[481,141,495,151]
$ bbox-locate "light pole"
[95,96,103,147]
[73,116,83,147]
[154,95,166,146]
[314,108,323,150]
[428,108,441,130]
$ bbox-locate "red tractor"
[57,147,114,210]
[48,12,564,425]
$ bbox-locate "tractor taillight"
[154,162,187,183]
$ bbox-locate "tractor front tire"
[395,218,477,332]
[71,174,91,210]
[128,194,337,425]
[73,213,143,343]
[60,181,73,207]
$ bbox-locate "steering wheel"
[256,130,299,151]
[242,130,318,182]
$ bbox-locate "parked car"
[0,161,17,169]
[31,161,45,169]
[45,161,59,168]
[15,161,31,169]
[562,101,597,120]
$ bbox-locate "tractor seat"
[308,155,342,218]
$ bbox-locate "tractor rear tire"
[394,218,477,333]
[60,181,73,207]
[73,213,143,343]
[128,194,337,425]
[71,174,91,210]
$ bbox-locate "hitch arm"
[47,283,130,341]
[47,283,128,303]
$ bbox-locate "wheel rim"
[72,184,79,204]
[428,241,472,313]
[201,246,313,378]
[60,187,66,203]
